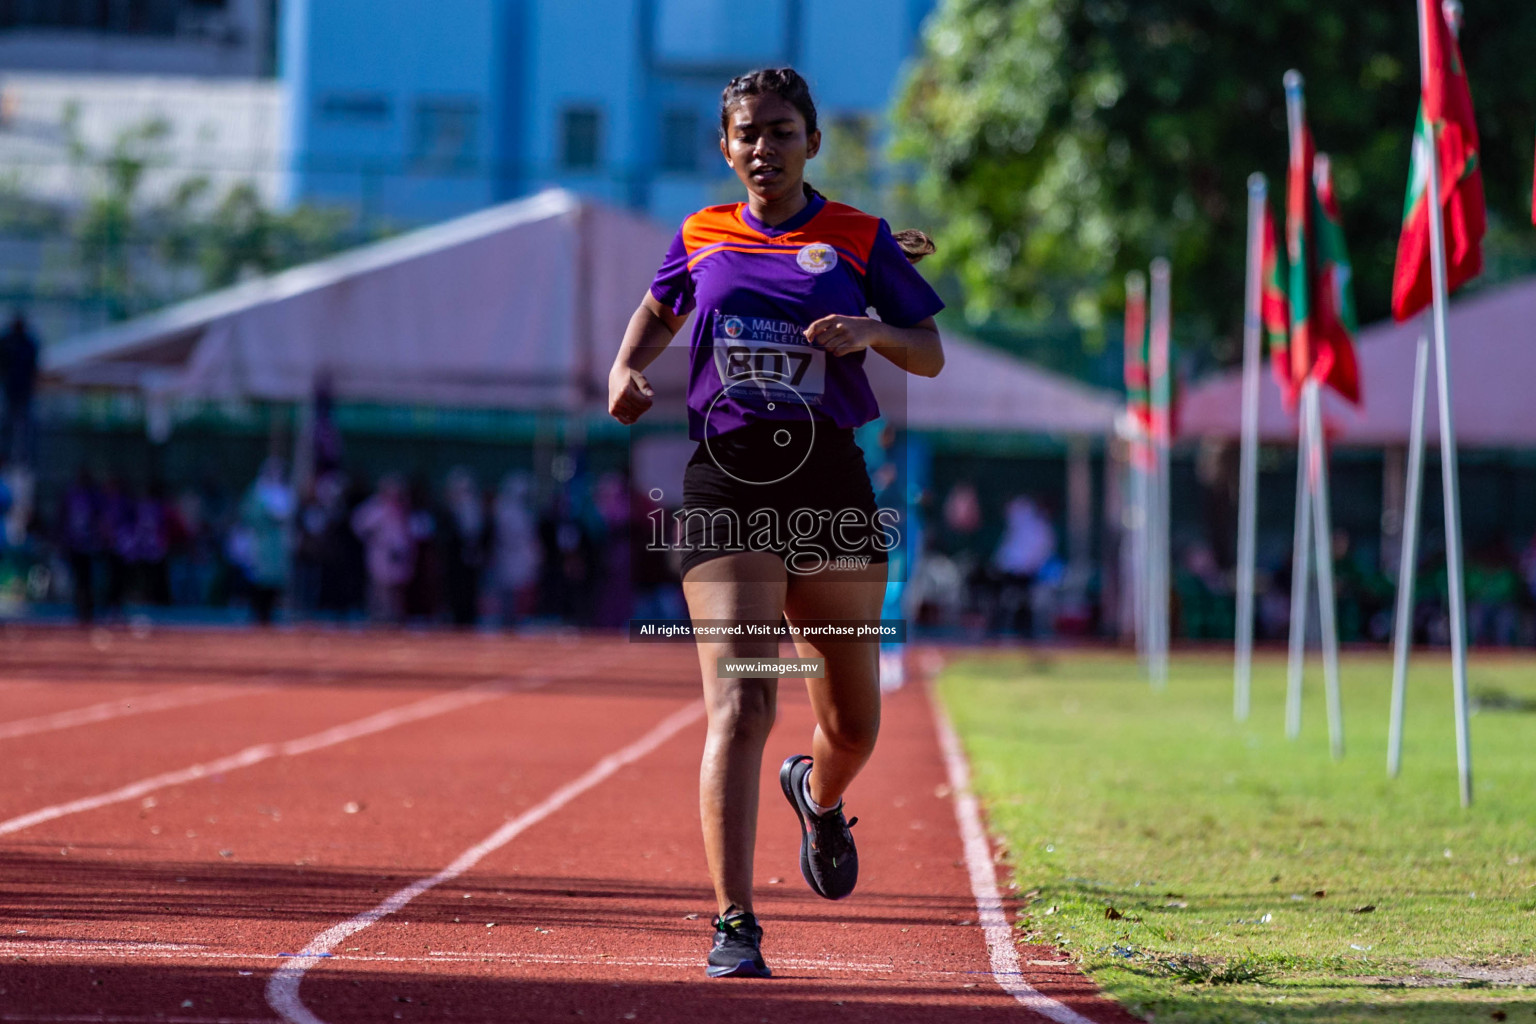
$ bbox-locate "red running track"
[0,627,1139,1024]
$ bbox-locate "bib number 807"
[724,344,812,385]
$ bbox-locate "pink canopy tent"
[1179,276,1536,447]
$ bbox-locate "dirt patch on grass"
[1369,957,1536,988]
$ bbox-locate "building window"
[0,0,221,34]
[411,97,480,173]
[317,92,392,122]
[661,109,700,173]
[653,0,788,68]
[561,107,602,171]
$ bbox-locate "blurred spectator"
[592,472,632,628]
[99,476,132,619]
[441,467,490,627]
[312,375,344,478]
[631,484,683,621]
[540,489,596,625]
[125,481,174,606]
[317,473,366,617]
[984,496,1056,635]
[0,471,11,541]
[1173,540,1231,639]
[233,459,294,625]
[1257,558,1289,642]
[0,311,39,469]
[490,472,541,626]
[352,474,413,624]
[908,533,966,630]
[1467,539,1522,646]
[60,470,102,624]
[941,481,981,551]
[293,480,328,613]
[168,484,218,606]
[1330,529,1393,643]
[404,477,441,620]
[1522,533,1536,606]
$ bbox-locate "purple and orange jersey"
[648,194,944,440]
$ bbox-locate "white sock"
[801,767,840,817]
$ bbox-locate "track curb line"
[928,679,1103,1024]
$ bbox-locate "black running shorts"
[677,419,891,579]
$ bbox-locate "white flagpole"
[1125,272,1151,670]
[1286,404,1313,740]
[1417,0,1473,807]
[1388,330,1431,777]
[1304,380,1345,760]
[1282,70,1311,740]
[1130,445,1149,666]
[1234,174,1267,721]
[1149,257,1173,691]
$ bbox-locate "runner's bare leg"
[785,559,888,808]
[683,551,788,916]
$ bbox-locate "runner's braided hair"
[720,67,936,264]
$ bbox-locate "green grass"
[936,650,1536,1023]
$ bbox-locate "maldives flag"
[1123,276,1151,435]
[1313,153,1362,404]
[1390,0,1485,321]
[1283,91,1361,407]
[1260,194,1293,394]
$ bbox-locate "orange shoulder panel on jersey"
[680,204,761,253]
[781,201,881,265]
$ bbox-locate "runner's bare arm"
[610,292,691,424]
[803,315,943,377]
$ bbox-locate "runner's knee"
[819,713,878,758]
[706,678,777,743]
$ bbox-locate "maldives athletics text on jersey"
[712,313,827,408]
[648,194,945,441]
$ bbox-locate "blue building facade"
[280,0,935,227]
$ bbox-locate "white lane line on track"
[929,685,1100,1024]
[0,685,258,742]
[265,699,707,1024]
[1,1018,278,1024]
[0,682,535,838]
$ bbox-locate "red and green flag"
[1283,93,1361,408]
[1123,275,1151,435]
[1313,153,1361,402]
[1391,0,1485,321]
[1259,194,1292,394]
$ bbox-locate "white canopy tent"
[1179,276,1536,448]
[44,189,665,412]
[44,188,1120,438]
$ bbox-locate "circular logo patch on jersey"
[722,316,744,339]
[796,242,838,275]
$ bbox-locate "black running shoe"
[706,910,771,978]
[779,753,859,900]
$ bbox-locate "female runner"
[608,67,944,978]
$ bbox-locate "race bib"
[712,313,825,405]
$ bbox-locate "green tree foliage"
[185,183,354,290]
[61,111,361,320]
[895,0,1536,369]
[70,112,172,319]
